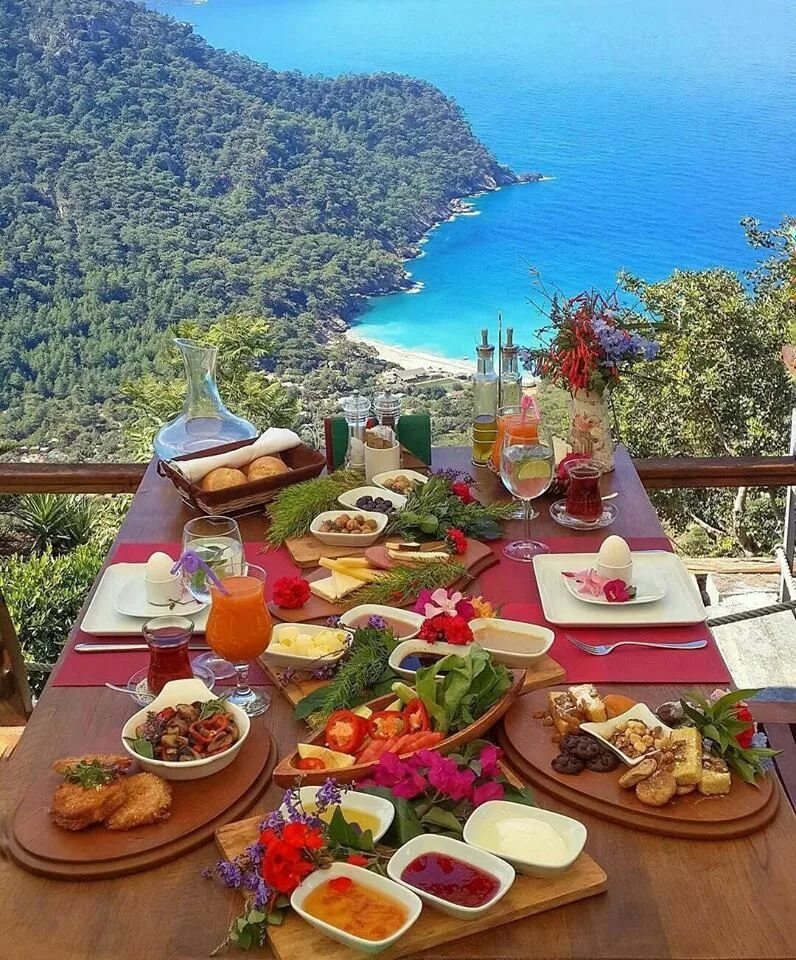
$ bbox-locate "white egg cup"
[144,572,183,606]
[596,560,633,585]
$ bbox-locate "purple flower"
[311,662,338,680]
[472,780,504,806]
[751,731,775,771]
[215,859,243,889]
[326,615,342,627]
[259,809,285,833]
[367,614,388,630]
[315,777,343,812]
[278,667,297,687]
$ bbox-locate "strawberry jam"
[400,853,499,908]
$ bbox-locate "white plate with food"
[337,485,406,512]
[81,564,209,635]
[371,469,428,496]
[561,572,666,607]
[533,551,706,627]
[114,577,207,619]
[580,703,674,767]
[310,510,388,546]
[261,623,351,669]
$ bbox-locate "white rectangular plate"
[532,551,707,627]
[81,563,208,636]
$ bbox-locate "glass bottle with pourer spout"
[471,329,498,466]
[499,328,522,409]
[153,339,257,460]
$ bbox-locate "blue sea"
[150,0,796,359]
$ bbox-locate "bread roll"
[200,467,248,492]
[247,455,290,481]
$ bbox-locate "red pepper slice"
[368,711,406,740]
[404,699,430,733]
[156,707,176,722]
[324,711,367,754]
[296,757,326,770]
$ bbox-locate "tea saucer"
[562,571,667,606]
[114,578,207,619]
[550,499,618,530]
[125,662,216,706]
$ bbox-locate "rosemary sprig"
[61,761,119,790]
[347,560,467,607]
[266,470,365,544]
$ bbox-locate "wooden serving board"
[5,721,276,880]
[498,689,780,839]
[215,814,607,960]
[272,671,526,788]
[285,534,378,568]
[269,538,499,624]
[261,654,565,708]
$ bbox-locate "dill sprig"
[61,761,119,790]
[347,560,467,607]
[266,470,365,545]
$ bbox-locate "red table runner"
[478,536,730,683]
[51,542,301,687]
[53,536,730,688]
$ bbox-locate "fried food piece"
[105,773,172,831]
[603,694,636,719]
[618,757,657,789]
[51,781,126,831]
[670,727,702,786]
[676,783,697,795]
[635,769,678,807]
[52,754,131,775]
[698,757,731,796]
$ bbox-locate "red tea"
[144,621,194,694]
[565,460,603,521]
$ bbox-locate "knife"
[74,642,211,653]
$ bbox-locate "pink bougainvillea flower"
[478,744,502,778]
[603,579,634,603]
[413,589,435,615]
[455,597,477,622]
[563,568,607,597]
[472,780,505,807]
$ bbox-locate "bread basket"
[157,437,325,515]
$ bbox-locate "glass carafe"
[153,339,257,459]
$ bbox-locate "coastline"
[345,330,474,376]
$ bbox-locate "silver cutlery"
[104,682,154,702]
[565,633,707,656]
[601,492,619,500]
[75,642,210,653]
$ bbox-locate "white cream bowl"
[387,833,514,919]
[291,862,422,954]
[120,677,250,781]
[463,801,587,877]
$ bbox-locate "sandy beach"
[346,330,474,376]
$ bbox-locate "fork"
[564,633,707,656]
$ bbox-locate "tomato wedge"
[324,710,367,754]
[296,757,325,770]
[368,711,406,740]
[404,698,430,733]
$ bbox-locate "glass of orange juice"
[206,563,273,716]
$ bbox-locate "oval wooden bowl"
[272,668,526,787]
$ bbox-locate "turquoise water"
[151,0,796,358]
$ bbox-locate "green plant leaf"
[356,785,424,844]
[502,785,536,807]
[421,806,463,834]
[326,806,375,851]
[711,689,760,712]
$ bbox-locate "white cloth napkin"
[170,428,302,484]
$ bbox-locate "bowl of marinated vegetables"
[121,678,250,780]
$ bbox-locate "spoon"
[601,492,619,500]
[104,682,153,702]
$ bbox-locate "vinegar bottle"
[499,328,522,409]
[472,329,498,466]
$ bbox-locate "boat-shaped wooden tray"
[498,689,780,839]
[269,538,499,624]
[272,669,526,787]
[4,704,275,880]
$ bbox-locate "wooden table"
[1,448,795,960]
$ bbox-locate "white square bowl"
[371,469,429,494]
[469,618,554,666]
[261,623,351,669]
[291,862,422,954]
[386,833,514,919]
[310,510,388,546]
[580,703,674,767]
[463,801,587,878]
[341,605,424,641]
[279,786,395,844]
[338,485,407,511]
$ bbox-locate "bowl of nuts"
[310,510,388,546]
[580,704,674,767]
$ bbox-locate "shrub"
[0,542,105,695]
[13,494,100,555]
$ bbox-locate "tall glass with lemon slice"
[499,427,553,561]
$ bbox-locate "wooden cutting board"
[498,689,780,839]
[284,533,380,568]
[269,538,499,624]
[5,715,275,880]
[215,814,607,960]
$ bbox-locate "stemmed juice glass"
[182,515,244,679]
[491,404,541,517]
[499,426,554,561]
[206,563,273,716]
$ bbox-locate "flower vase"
[153,339,257,460]
[568,389,615,471]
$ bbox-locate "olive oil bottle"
[472,329,498,465]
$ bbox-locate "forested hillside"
[0,0,516,457]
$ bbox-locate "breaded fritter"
[104,773,172,831]
[52,754,132,775]
[50,780,127,831]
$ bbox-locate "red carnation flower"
[446,528,467,555]
[734,703,755,749]
[439,614,475,645]
[273,576,310,609]
[451,481,475,504]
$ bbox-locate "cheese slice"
[310,577,340,602]
[310,571,364,602]
[387,550,449,562]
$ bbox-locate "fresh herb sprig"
[61,760,120,789]
[387,476,515,542]
[267,470,366,545]
[347,560,467,607]
[199,695,231,720]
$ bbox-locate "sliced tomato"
[404,698,430,733]
[324,710,367,754]
[368,711,406,740]
[296,757,325,770]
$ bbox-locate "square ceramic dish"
[280,786,395,843]
[463,801,587,878]
[261,623,351,669]
[469,618,554,666]
[532,551,707,627]
[291,862,422,954]
[337,485,407,511]
[309,510,388,546]
[580,703,674,766]
[386,833,514,919]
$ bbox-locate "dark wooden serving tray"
[498,688,780,839]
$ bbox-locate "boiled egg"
[146,551,176,581]
[597,535,631,569]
